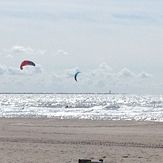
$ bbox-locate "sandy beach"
[0,118,162,163]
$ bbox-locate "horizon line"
[0,92,126,95]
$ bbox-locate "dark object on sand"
[79,159,103,163]
[79,159,91,163]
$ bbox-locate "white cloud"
[31,65,43,74]
[56,49,70,56]
[0,62,155,93]
[65,67,80,78]
[0,1,161,94]
[19,65,43,75]
[0,63,43,76]
[0,65,22,76]
[11,46,33,54]
[118,68,135,78]
[88,62,113,81]
[7,67,23,75]
[56,63,153,93]
[98,62,113,72]
[138,72,152,79]
[3,45,46,57]
[0,65,6,75]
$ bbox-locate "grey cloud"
[1,1,162,27]
[112,13,154,23]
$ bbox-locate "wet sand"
[0,118,162,163]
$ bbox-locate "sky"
[0,0,163,94]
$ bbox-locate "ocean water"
[0,94,163,121]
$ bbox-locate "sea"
[0,93,163,122]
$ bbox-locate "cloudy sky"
[0,0,163,94]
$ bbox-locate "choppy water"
[0,94,163,121]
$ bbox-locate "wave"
[0,94,163,121]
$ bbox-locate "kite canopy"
[20,60,36,70]
[74,71,81,82]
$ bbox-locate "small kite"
[74,71,81,82]
[20,60,36,70]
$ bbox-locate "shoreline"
[1,117,163,123]
[0,118,162,162]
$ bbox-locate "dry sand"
[0,118,162,163]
